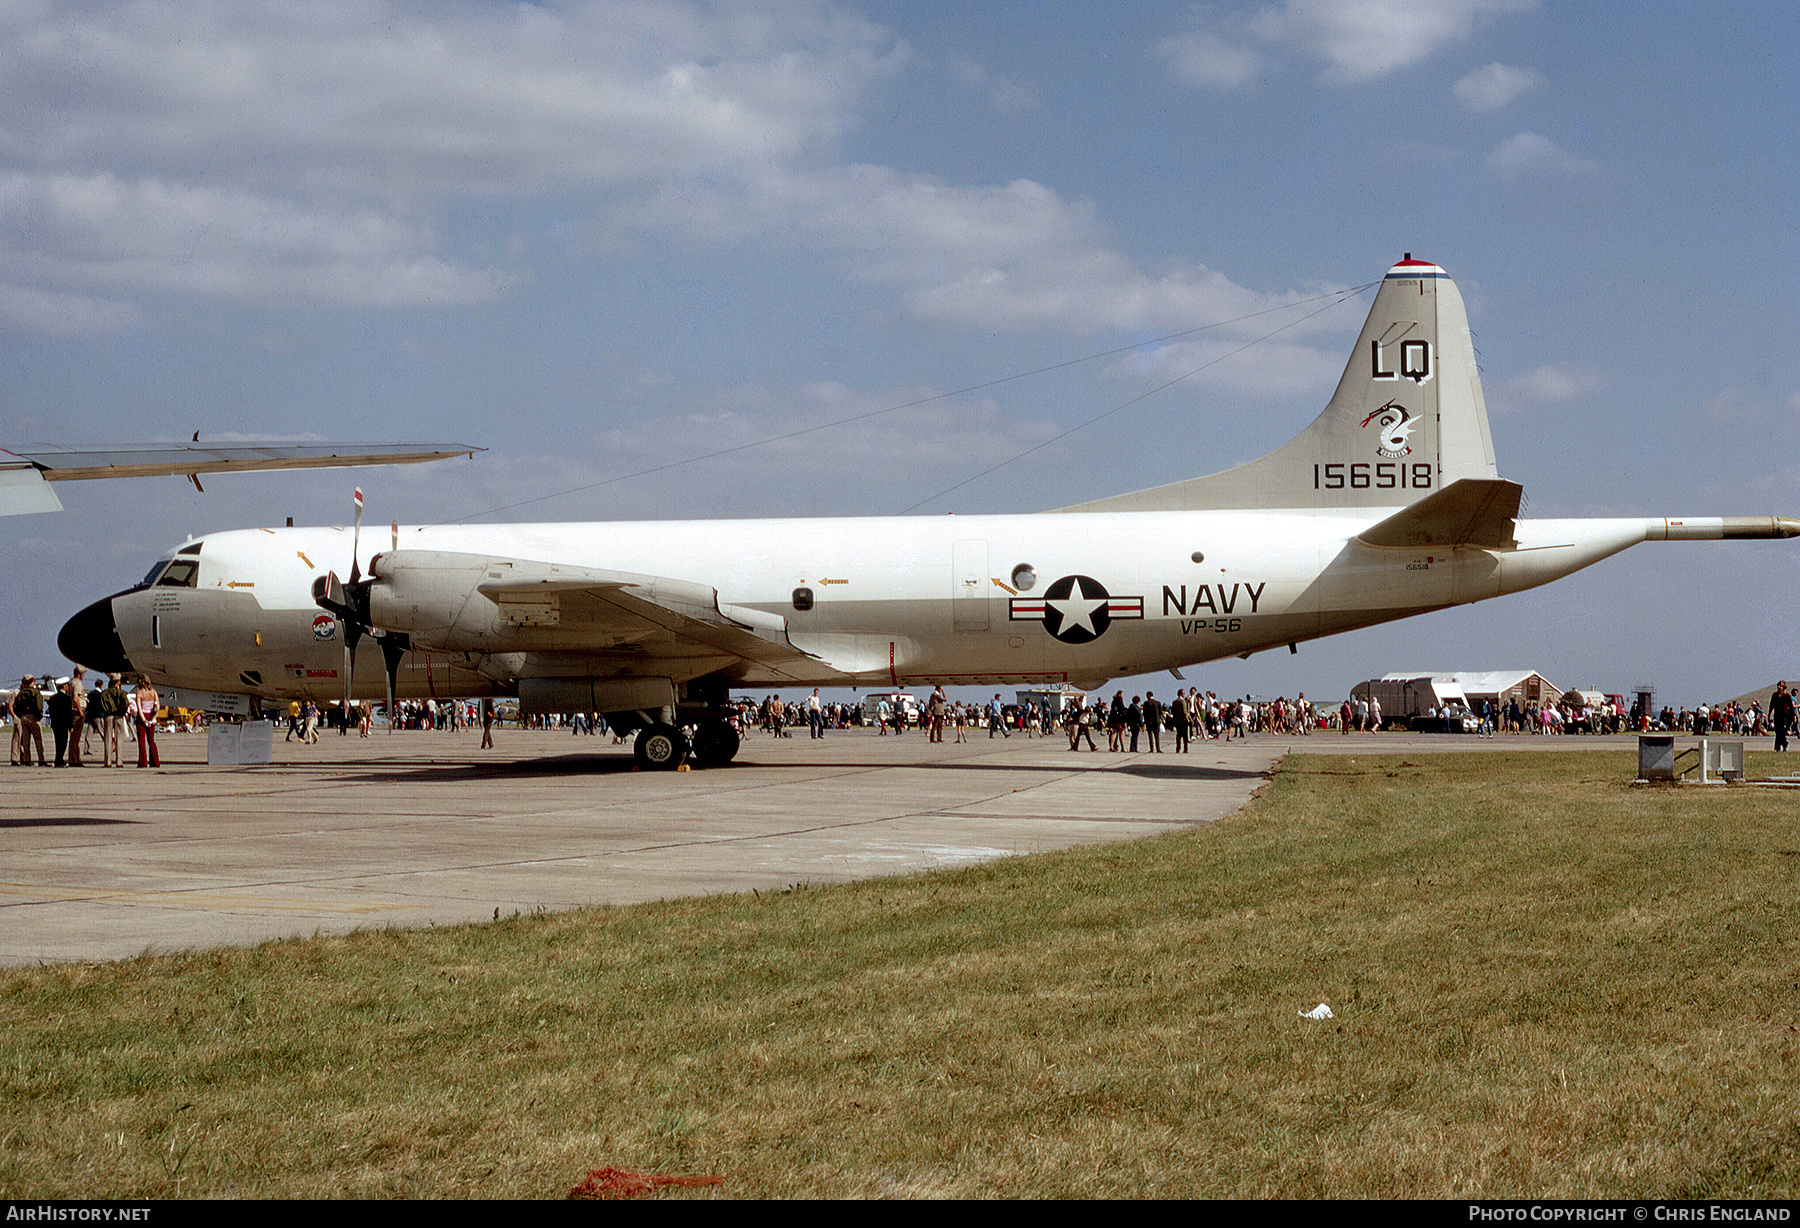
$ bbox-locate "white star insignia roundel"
[1045,574,1109,642]
[1009,575,1145,643]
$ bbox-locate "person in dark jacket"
[11,676,46,766]
[47,679,75,767]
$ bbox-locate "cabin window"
[792,586,814,611]
[1010,563,1037,592]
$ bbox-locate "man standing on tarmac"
[12,675,46,766]
[66,667,88,766]
[98,675,127,766]
[1772,681,1796,753]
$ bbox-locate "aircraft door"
[952,539,989,631]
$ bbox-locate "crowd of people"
[737,687,1324,749]
[5,668,171,768]
[723,684,1800,750]
[10,679,1798,760]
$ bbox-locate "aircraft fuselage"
[85,508,1664,703]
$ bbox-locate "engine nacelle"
[366,550,500,647]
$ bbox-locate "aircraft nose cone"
[58,597,134,676]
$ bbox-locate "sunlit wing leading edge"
[0,441,481,516]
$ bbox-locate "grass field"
[4,750,1798,1198]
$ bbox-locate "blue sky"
[3,0,1796,709]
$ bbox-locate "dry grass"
[4,750,1799,1198]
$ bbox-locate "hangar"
[1353,671,1563,721]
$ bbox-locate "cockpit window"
[154,559,200,588]
[138,541,204,588]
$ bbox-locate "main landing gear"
[630,718,741,770]
[689,719,740,768]
[633,722,688,771]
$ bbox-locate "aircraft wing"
[1356,478,1524,549]
[369,550,821,683]
[0,441,480,516]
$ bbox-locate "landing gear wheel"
[634,722,689,770]
[691,720,741,767]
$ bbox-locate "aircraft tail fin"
[1056,256,1499,513]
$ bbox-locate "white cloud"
[1250,0,1539,84]
[948,56,1041,112]
[0,171,511,309]
[0,0,1347,356]
[1713,460,1800,510]
[0,282,141,337]
[599,164,1346,338]
[1696,387,1798,425]
[1494,362,1608,409]
[1159,0,1539,89]
[482,378,1071,518]
[1454,62,1540,110]
[2,1,900,195]
[1104,338,1346,400]
[1487,131,1598,179]
[1154,31,1262,89]
[0,0,903,330]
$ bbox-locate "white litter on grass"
[1299,1003,1334,1020]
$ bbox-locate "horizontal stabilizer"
[1356,478,1523,549]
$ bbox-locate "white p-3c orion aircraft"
[59,256,1799,768]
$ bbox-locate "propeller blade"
[349,488,364,586]
[341,612,369,711]
[379,633,408,732]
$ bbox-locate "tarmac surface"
[2,723,1285,965]
[0,723,1763,965]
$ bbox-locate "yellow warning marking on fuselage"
[296,551,313,568]
[991,577,1018,594]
